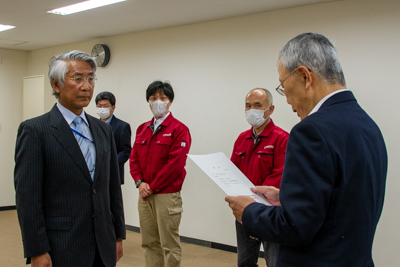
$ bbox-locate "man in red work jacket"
[231,88,288,267]
[130,81,191,267]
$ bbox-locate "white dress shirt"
[153,112,170,131]
[57,102,96,175]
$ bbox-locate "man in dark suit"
[14,50,126,267]
[95,91,132,184]
[225,33,387,266]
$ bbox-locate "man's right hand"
[31,252,52,267]
[251,186,281,206]
[139,182,153,200]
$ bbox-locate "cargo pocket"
[168,207,183,215]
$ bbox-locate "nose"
[80,79,91,90]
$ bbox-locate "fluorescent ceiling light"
[0,24,16,32]
[47,0,127,15]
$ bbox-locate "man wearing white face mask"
[130,80,191,267]
[231,88,289,267]
[95,91,132,184]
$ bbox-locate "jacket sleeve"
[230,137,240,168]
[14,121,51,258]
[108,125,126,240]
[117,123,132,167]
[261,134,288,188]
[129,127,145,182]
[242,121,335,246]
[149,126,191,192]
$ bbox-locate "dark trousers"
[236,220,278,267]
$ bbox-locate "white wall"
[0,49,28,207]
[21,0,400,265]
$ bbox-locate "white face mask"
[245,107,270,128]
[149,100,170,118]
[96,108,111,120]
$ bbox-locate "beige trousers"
[138,192,183,267]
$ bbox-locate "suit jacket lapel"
[87,114,104,183]
[109,115,117,127]
[50,105,93,183]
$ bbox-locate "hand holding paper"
[224,195,255,221]
[251,186,281,206]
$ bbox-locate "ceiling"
[0,0,339,51]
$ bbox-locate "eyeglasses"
[275,68,298,96]
[97,104,111,108]
[68,76,97,86]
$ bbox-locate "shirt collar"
[105,114,114,124]
[57,102,89,126]
[308,89,349,116]
[153,112,170,126]
[247,118,275,138]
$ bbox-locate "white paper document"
[188,152,270,206]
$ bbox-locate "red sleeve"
[230,137,240,168]
[129,127,144,182]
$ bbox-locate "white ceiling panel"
[0,0,342,51]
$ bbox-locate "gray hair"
[48,50,97,99]
[279,33,346,86]
[247,88,273,107]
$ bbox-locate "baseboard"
[0,211,264,257]
[0,205,16,211]
[125,224,265,258]
[0,210,264,257]
[125,225,140,233]
[125,224,264,258]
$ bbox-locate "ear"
[297,66,313,89]
[268,105,275,115]
[52,78,62,95]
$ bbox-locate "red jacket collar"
[145,112,174,128]
[244,119,276,139]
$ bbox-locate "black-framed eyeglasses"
[275,68,298,96]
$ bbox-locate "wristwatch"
[135,180,143,188]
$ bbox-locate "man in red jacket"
[130,81,191,267]
[231,88,288,267]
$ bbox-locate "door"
[23,75,44,120]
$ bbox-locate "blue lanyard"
[71,128,94,143]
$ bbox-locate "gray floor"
[0,210,267,266]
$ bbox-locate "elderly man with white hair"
[226,33,387,267]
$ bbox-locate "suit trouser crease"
[138,193,182,267]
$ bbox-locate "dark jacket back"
[243,91,387,266]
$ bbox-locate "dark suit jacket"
[109,115,132,184]
[14,105,126,267]
[243,91,387,267]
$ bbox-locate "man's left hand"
[225,195,255,221]
[116,239,123,262]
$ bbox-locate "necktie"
[72,116,95,180]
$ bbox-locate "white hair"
[48,50,97,99]
[279,33,346,86]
